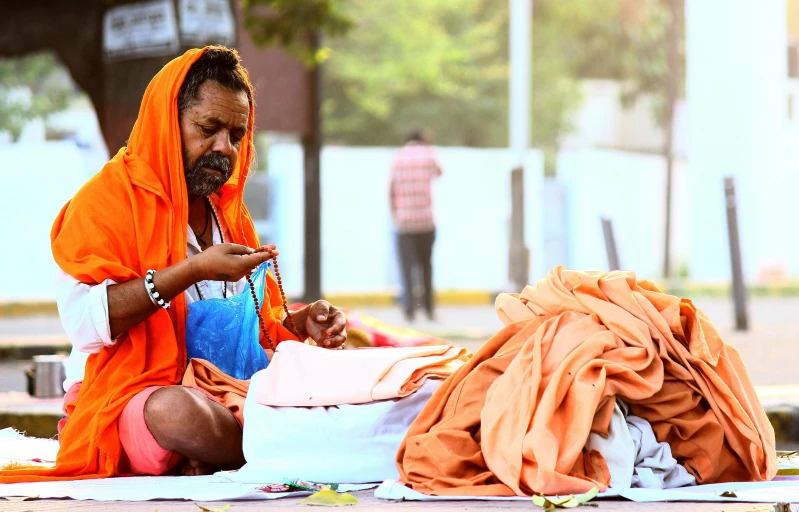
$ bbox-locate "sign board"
[178,0,236,47]
[103,0,180,62]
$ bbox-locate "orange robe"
[397,266,776,496]
[0,47,291,482]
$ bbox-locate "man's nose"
[211,132,233,156]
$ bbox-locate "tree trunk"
[0,2,106,141]
[0,0,236,153]
[102,56,178,152]
[662,0,682,279]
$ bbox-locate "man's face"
[179,80,249,197]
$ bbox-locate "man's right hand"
[191,243,278,283]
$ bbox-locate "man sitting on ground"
[1,46,346,481]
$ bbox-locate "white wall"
[267,144,545,296]
[556,148,689,279]
[563,79,687,157]
[6,139,799,304]
[685,0,789,281]
[0,142,89,300]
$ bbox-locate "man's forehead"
[191,83,249,128]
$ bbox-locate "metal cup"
[32,355,66,398]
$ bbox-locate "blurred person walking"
[390,128,442,322]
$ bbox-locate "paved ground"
[0,494,796,511]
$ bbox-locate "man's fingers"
[325,319,346,336]
[324,309,346,336]
[322,332,346,348]
[224,243,255,255]
[255,244,279,255]
[310,300,331,322]
[307,323,325,344]
[238,251,273,270]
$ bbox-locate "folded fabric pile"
[239,376,441,484]
[254,341,468,406]
[397,266,776,496]
[236,341,469,484]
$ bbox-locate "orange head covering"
[1,47,262,481]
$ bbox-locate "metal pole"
[724,176,748,331]
[302,32,322,302]
[662,0,681,279]
[508,0,531,291]
[601,217,620,271]
[509,168,528,289]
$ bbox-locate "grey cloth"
[585,399,696,489]
[584,401,635,488]
[627,415,697,489]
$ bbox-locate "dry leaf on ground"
[300,489,359,507]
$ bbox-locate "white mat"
[0,474,375,501]
[0,428,58,468]
[1,428,377,502]
[374,477,799,503]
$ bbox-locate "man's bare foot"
[179,458,215,476]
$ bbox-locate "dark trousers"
[397,230,436,320]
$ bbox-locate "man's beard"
[184,151,233,197]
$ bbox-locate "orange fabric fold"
[0,48,260,482]
[397,266,776,496]
[182,359,249,427]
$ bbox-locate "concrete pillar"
[685,0,788,282]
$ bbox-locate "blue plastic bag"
[185,261,272,380]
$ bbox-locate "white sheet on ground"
[0,428,58,468]
[0,474,374,501]
[374,476,799,503]
[238,374,440,484]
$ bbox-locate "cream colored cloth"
[254,341,468,407]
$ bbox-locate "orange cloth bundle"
[397,266,776,496]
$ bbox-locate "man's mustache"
[193,153,232,175]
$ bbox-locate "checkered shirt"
[390,142,442,233]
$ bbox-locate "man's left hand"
[294,301,347,349]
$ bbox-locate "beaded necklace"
[196,196,301,351]
[193,197,227,300]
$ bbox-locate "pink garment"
[60,382,224,476]
[254,341,469,407]
[390,142,442,233]
[118,386,184,476]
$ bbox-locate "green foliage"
[241,0,682,161]
[320,0,634,152]
[566,0,684,127]
[618,0,683,127]
[322,0,509,147]
[242,0,354,66]
[0,52,73,140]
